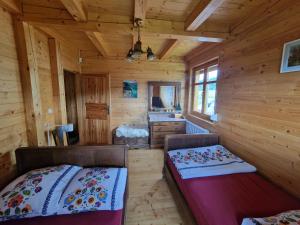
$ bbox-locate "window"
[191,61,218,117]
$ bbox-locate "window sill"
[188,112,216,125]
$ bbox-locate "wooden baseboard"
[164,165,198,225]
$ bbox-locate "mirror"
[148,81,181,112]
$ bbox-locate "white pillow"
[58,167,127,215]
[0,165,81,221]
[242,210,300,225]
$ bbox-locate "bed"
[0,145,128,225]
[164,134,300,225]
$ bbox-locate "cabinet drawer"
[152,131,182,139]
[151,138,164,144]
[151,122,185,126]
[152,125,185,132]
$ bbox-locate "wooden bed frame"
[6,145,129,225]
[163,134,219,225]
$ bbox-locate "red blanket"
[167,156,300,225]
[0,210,123,225]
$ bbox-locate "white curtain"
[160,86,175,108]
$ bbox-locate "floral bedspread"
[0,165,81,221]
[242,210,300,225]
[168,145,256,179]
[58,167,127,215]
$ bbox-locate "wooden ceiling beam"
[185,0,226,31]
[0,0,21,14]
[134,0,147,21]
[86,31,109,57]
[60,0,87,22]
[158,39,179,60]
[24,18,227,43]
[37,27,67,43]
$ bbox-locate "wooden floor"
[126,149,184,225]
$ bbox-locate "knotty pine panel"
[60,41,80,72]
[81,57,186,131]
[185,3,300,197]
[34,28,55,145]
[0,8,28,170]
[0,6,80,179]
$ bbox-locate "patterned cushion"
[242,210,300,225]
[58,167,127,215]
[0,165,82,221]
[186,120,209,134]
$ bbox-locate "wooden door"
[80,74,110,144]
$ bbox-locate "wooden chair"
[52,124,79,146]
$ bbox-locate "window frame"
[191,59,219,119]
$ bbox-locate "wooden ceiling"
[0,0,272,61]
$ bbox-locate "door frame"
[76,73,111,145]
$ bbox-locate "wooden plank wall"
[0,5,80,180]
[81,54,186,131]
[0,8,28,185]
[60,41,80,73]
[34,29,55,145]
[185,3,300,198]
[0,8,28,158]
[32,28,80,145]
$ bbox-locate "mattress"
[167,156,300,225]
[0,210,123,225]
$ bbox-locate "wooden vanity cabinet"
[149,121,185,148]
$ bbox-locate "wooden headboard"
[164,133,219,152]
[15,145,128,176]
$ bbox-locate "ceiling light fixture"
[126,19,156,62]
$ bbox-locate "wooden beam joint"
[86,31,110,57]
[158,39,179,60]
[0,0,21,14]
[134,0,147,21]
[23,18,226,43]
[60,0,87,22]
[185,0,226,31]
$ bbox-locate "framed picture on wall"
[123,80,138,98]
[280,38,300,73]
